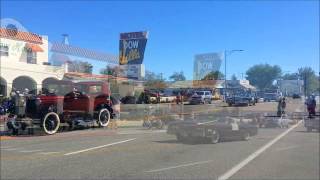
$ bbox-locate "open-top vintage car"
[167,117,258,144]
[6,80,119,135]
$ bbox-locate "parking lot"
[1,99,319,180]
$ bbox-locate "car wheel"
[176,134,185,142]
[211,130,220,144]
[42,112,60,135]
[242,132,250,141]
[98,108,111,127]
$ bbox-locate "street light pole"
[224,50,227,101]
[224,49,244,101]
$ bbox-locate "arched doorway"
[13,76,37,95]
[0,77,7,97]
[42,77,59,94]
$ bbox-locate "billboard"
[193,52,223,80]
[119,31,148,65]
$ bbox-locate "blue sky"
[1,0,319,80]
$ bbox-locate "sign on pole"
[119,31,148,65]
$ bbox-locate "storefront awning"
[25,43,44,52]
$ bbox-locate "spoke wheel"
[42,112,60,135]
[242,132,250,141]
[98,108,111,127]
[211,130,220,144]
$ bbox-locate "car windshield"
[46,84,73,96]
[196,91,204,95]
[1,1,319,180]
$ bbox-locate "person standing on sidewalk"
[306,95,316,117]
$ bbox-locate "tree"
[169,71,186,82]
[144,70,167,89]
[282,73,299,80]
[245,64,282,90]
[231,74,237,81]
[297,67,319,95]
[100,65,121,76]
[68,60,93,74]
[202,71,224,80]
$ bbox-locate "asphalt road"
[1,99,319,180]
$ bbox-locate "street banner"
[119,31,148,65]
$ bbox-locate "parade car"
[6,80,119,135]
[167,117,258,144]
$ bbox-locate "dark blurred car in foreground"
[167,118,258,144]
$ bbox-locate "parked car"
[121,96,136,104]
[6,80,118,135]
[167,117,258,143]
[292,93,301,99]
[264,93,279,102]
[226,94,255,106]
[189,91,212,104]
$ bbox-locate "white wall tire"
[242,131,250,141]
[211,130,220,144]
[98,108,111,127]
[42,112,60,135]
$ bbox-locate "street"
[1,99,319,180]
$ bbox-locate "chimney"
[62,34,69,45]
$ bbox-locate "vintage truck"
[6,80,119,135]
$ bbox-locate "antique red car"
[7,79,118,135]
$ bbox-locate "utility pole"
[224,49,244,101]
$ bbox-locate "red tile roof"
[0,28,43,44]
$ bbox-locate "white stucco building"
[0,27,66,97]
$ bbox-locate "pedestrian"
[281,97,286,115]
[277,97,286,117]
[306,95,316,117]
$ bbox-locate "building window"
[0,45,9,56]
[27,49,37,64]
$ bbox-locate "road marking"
[0,146,12,149]
[197,120,217,125]
[39,151,60,155]
[118,130,166,135]
[2,148,20,151]
[64,138,136,156]
[218,120,302,180]
[20,149,43,153]
[145,160,214,173]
